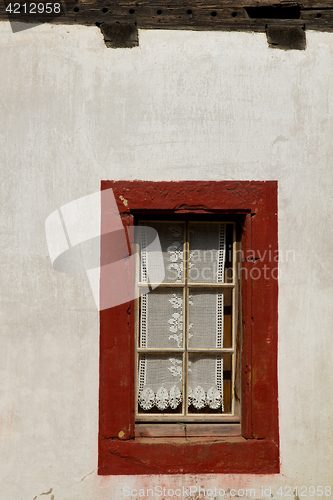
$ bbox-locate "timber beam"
[1,1,333,32]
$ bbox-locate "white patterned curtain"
[138,222,226,414]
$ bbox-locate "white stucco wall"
[1,21,332,500]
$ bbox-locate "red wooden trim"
[99,302,135,440]
[99,207,135,441]
[99,180,279,475]
[99,438,279,475]
[102,180,275,214]
[241,213,252,439]
[251,211,279,442]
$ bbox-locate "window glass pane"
[138,354,183,414]
[188,289,232,349]
[140,222,184,284]
[187,354,232,414]
[140,289,184,349]
[136,219,237,422]
[224,223,234,283]
[223,288,232,349]
[188,223,225,283]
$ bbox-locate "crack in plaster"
[78,468,97,483]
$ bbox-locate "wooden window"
[99,180,279,475]
[135,219,241,438]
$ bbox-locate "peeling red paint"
[99,181,279,475]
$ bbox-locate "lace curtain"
[138,222,227,414]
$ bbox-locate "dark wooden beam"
[2,1,333,32]
[266,25,306,49]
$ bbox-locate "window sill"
[100,436,279,475]
[135,422,241,438]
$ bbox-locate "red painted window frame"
[99,180,279,475]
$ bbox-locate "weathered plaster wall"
[0,21,332,499]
